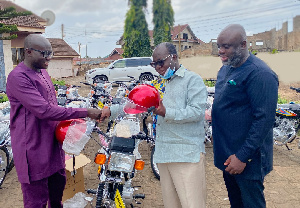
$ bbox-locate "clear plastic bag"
[63,192,88,208]
[113,119,140,138]
[62,120,94,155]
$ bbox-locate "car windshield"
[114,60,126,68]
[108,62,114,69]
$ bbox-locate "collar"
[175,65,186,77]
[166,65,186,81]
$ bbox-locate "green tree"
[0,7,31,91]
[123,0,152,58]
[153,0,174,46]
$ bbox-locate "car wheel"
[93,75,108,83]
[140,73,154,83]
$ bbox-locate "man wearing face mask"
[150,42,207,208]
[99,42,208,208]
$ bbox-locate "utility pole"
[78,42,81,68]
[178,24,181,59]
[86,44,88,58]
[61,24,64,40]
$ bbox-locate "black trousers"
[223,171,266,208]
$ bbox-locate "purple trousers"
[21,169,66,208]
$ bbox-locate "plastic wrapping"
[66,88,79,100]
[63,192,88,208]
[98,134,108,148]
[123,99,148,114]
[113,119,140,138]
[0,121,9,144]
[0,101,10,121]
[62,120,94,155]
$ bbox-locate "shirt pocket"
[223,80,245,100]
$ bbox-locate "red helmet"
[124,84,160,114]
[55,119,87,144]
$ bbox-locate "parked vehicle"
[87,113,153,208]
[273,86,300,150]
[85,57,159,84]
[0,99,14,187]
[55,84,89,108]
[114,76,141,99]
[81,81,113,109]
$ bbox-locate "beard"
[223,46,244,67]
[32,59,48,70]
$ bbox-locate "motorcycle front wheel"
[95,182,105,208]
[7,158,14,173]
[150,146,160,180]
[0,146,9,187]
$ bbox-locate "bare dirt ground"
[1,53,300,207]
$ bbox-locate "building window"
[255,41,264,46]
[12,48,25,66]
[183,33,188,40]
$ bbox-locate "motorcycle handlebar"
[94,126,154,144]
[290,86,300,93]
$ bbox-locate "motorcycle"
[87,112,153,208]
[81,81,113,109]
[114,76,141,99]
[0,99,14,187]
[273,86,300,150]
[55,84,89,108]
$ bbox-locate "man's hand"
[224,154,246,175]
[99,107,111,122]
[153,99,166,117]
[87,108,102,120]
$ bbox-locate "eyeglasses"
[29,48,54,58]
[150,54,171,68]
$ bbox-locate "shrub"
[204,79,216,87]
[51,78,66,90]
[277,95,288,104]
[271,49,278,54]
[0,93,8,103]
[251,50,258,55]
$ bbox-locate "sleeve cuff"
[235,149,251,163]
[164,107,175,122]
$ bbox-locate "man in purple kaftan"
[6,34,101,208]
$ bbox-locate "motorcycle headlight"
[108,152,135,173]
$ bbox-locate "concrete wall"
[248,15,300,52]
[181,41,214,57]
[48,58,76,78]
[3,39,13,78]
[11,33,27,48]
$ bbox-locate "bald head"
[218,24,247,48]
[23,34,53,71]
[24,34,51,50]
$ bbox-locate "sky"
[11,0,300,58]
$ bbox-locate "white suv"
[85,57,159,84]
